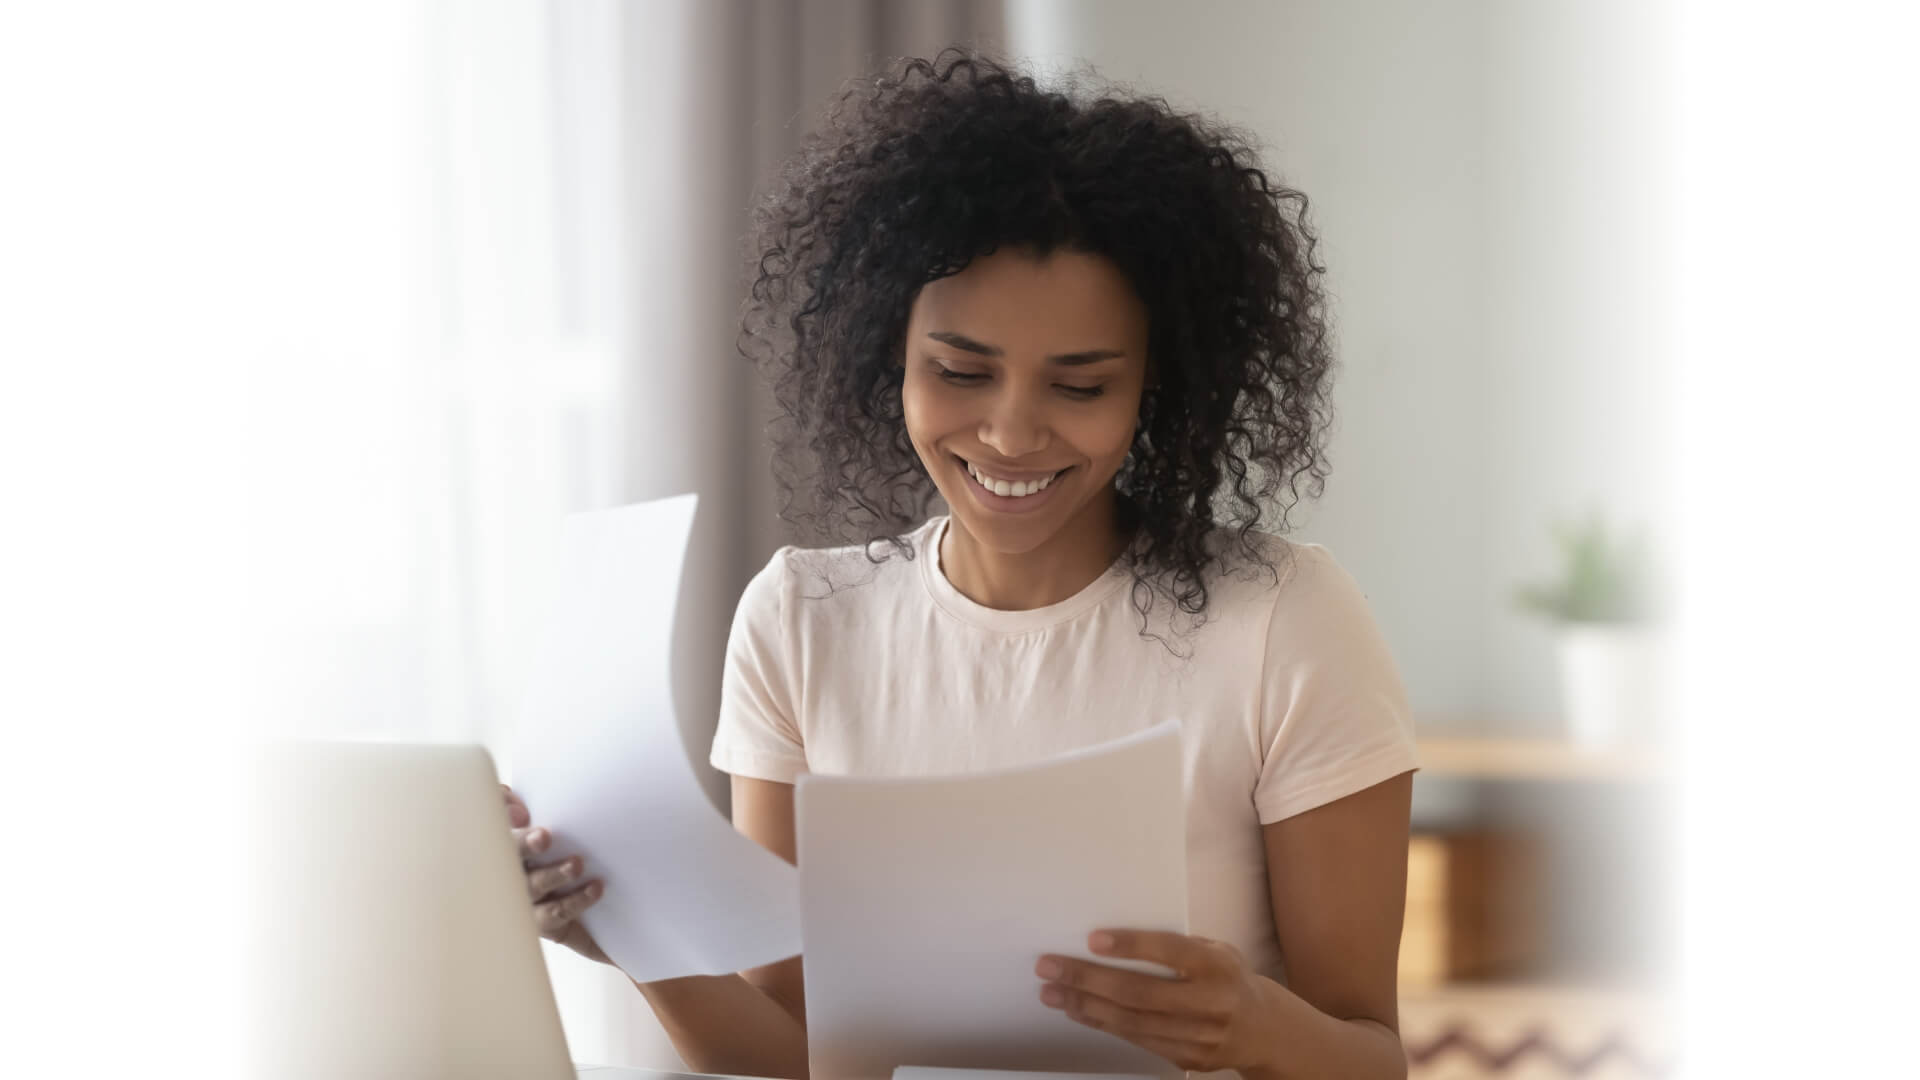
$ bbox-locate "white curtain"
[238,0,1002,1067]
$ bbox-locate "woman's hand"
[1035,929,1280,1074]
[503,784,610,966]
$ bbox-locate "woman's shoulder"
[1203,528,1373,623]
[738,518,939,616]
[1218,532,1395,683]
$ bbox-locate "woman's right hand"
[503,784,611,966]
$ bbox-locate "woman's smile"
[954,454,1073,513]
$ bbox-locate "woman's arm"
[1245,770,1413,1080]
[632,776,810,1078]
[633,972,806,1078]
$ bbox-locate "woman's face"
[901,248,1149,557]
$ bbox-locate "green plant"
[1514,511,1656,625]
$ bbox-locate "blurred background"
[8,1,1916,1078]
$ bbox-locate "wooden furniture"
[1401,830,1546,989]
[1416,735,1669,782]
[1400,731,1673,1076]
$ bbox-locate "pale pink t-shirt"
[709,515,1420,985]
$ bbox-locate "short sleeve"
[708,547,810,783]
[1253,545,1421,824]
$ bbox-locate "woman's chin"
[960,521,1058,558]
[943,480,1089,555]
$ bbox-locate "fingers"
[499,790,600,943]
[526,855,585,901]
[501,784,531,829]
[1046,982,1225,1045]
[1090,929,1232,976]
[1038,955,1200,1014]
[1042,932,1249,1073]
[1108,1031,1219,1074]
[513,825,552,864]
[532,879,604,939]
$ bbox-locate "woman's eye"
[934,365,988,385]
[1057,384,1106,400]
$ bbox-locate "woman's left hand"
[1036,929,1278,1074]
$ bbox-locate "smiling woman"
[739,47,1336,631]
[903,249,1149,608]
[512,47,1420,1080]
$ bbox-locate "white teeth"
[966,460,1056,498]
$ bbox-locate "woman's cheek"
[901,378,968,461]
[1079,399,1140,465]
[900,376,939,447]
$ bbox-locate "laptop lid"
[249,740,574,1079]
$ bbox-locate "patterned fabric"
[1400,986,1672,1079]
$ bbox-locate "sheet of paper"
[799,720,1190,1080]
[509,494,802,982]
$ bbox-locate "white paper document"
[509,494,802,982]
[799,720,1190,1080]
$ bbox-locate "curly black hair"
[738,47,1335,627]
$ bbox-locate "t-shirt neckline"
[918,516,1134,633]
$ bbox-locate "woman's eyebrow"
[925,331,1125,366]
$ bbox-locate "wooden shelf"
[1416,736,1669,782]
[1401,978,1666,1009]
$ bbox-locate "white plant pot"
[1556,624,1664,747]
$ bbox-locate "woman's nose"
[977,390,1050,459]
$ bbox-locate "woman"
[507,49,1420,1079]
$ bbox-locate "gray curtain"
[613,0,1005,818]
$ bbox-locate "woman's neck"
[938,492,1127,611]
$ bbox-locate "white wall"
[1007,0,1671,736]
[1477,0,1671,734]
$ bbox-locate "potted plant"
[1514,512,1665,747]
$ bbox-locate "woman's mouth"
[954,455,1070,512]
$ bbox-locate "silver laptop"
[249,740,699,1080]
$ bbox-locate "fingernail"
[1090,932,1116,953]
[1036,958,1063,979]
[587,881,604,900]
[529,828,548,850]
[1040,985,1066,1007]
[564,858,581,877]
